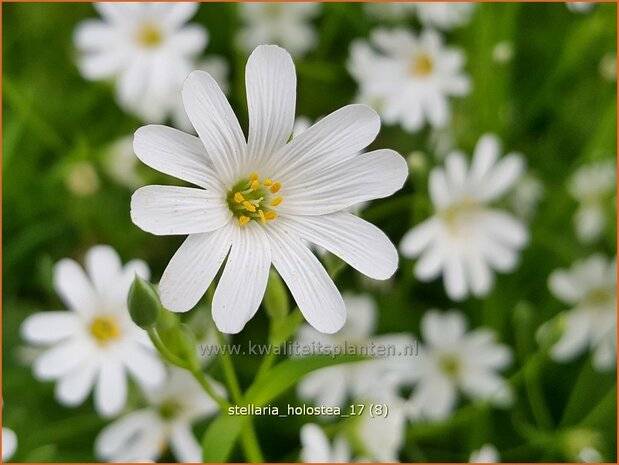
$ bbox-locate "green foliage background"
[2,2,617,463]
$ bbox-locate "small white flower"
[104,136,145,189]
[599,53,617,81]
[74,3,207,122]
[21,245,165,417]
[469,443,500,463]
[508,174,544,221]
[2,427,17,462]
[355,399,406,462]
[566,2,596,13]
[492,41,514,64]
[400,134,528,300]
[349,28,470,132]
[300,424,351,463]
[568,160,616,244]
[96,368,223,462]
[548,254,617,371]
[131,45,407,334]
[404,310,512,421]
[65,161,100,197]
[414,3,476,30]
[297,294,412,407]
[238,3,321,57]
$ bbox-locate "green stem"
[189,366,231,411]
[147,327,188,368]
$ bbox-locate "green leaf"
[245,354,368,407]
[201,413,246,462]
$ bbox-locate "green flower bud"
[127,274,161,329]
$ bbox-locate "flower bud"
[127,274,161,328]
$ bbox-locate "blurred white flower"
[548,254,617,371]
[568,160,616,243]
[469,443,500,463]
[414,3,476,30]
[349,28,470,132]
[74,3,207,122]
[131,45,406,334]
[300,424,351,463]
[21,245,165,417]
[400,134,528,300]
[508,174,544,221]
[297,294,414,407]
[96,368,224,462]
[578,446,603,463]
[355,399,406,462]
[566,2,596,13]
[104,136,144,189]
[2,427,17,461]
[492,41,514,64]
[65,161,100,197]
[404,310,512,420]
[599,53,617,81]
[238,3,321,57]
[363,2,417,21]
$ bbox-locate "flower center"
[158,398,182,420]
[265,3,284,17]
[137,23,163,48]
[439,354,461,377]
[584,287,614,308]
[410,53,434,76]
[90,316,121,345]
[226,172,283,227]
[439,197,481,234]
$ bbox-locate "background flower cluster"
[3,2,617,463]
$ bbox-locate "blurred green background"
[2,2,617,462]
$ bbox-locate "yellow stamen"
[263,178,273,186]
[90,316,120,345]
[243,201,257,213]
[411,53,433,76]
[270,182,281,193]
[258,209,267,224]
[239,215,250,226]
[234,192,245,203]
[137,23,162,48]
[250,180,260,191]
[270,196,283,207]
[264,211,277,221]
[249,172,259,181]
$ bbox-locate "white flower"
[131,45,407,334]
[492,41,514,64]
[568,160,616,244]
[238,3,321,57]
[297,294,412,407]
[349,28,470,132]
[566,2,596,13]
[548,254,617,371]
[65,161,100,197]
[21,245,165,417]
[404,310,512,421]
[400,134,528,300]
[2,427,17,461]
[74,3,207,122]
[578,446,603,463]
[469,444,500,463]
[96,368,223,462]
[414,3,476,30]
[508,174,544,221]
[355,399,406,462]
[104,136,145,189]
[300,424,351,463]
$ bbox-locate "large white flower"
[21,246,165,417]
[238,3,321,57]
[130,45,407,334]
[348,28,470,132]
[297,294,413,407]
[74,3,207,122]
[96,368,223,462]
[568,160,616,244]
[400,134,528,300]
[404,310,512,421]
[548,254,617,371]
[2,427,17,462]
[300,424,351,463]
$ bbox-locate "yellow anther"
[258,209,267,224]
[234,192,245,203]
[250,180,260,190]
[270,182,281,193]
[263,178,273,186]
[249,172,259,181]
[239,215,250,226]
[243,201,256,213]
[270,196,283,207]
[264,211,277,221]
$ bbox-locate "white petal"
[159,3,199,29]
[444,150,468,191]
[300,424,331,463]
[279,149,408,216]
[246,45,297,169]
[422,309,467,347]
[56,359,98,406]
[428,167,452,209]
[483,210,528,248]
[77,50,127,80]
[469,134,500,182]
[269,226,345,333]
[548,270,584,304]
[460,369,506,401]
[480,238,518,272]
[279,212,398,280]
[34,337,94,380]
[94,3,141,26]
[131,185,231,236]
[95,409,159,459]
[2,427,17,461]
[271,104,380,184]
[95,357,127,417]
[167,24,208,55]
[53,258,97,316]
[118,343,165,390]
[21,312,81,345]
[182,71,246,186]
[73,20,118,51]
[415,241,445,281]
[212,225,271,334]
[133,125,222,190]
[551,311,591,362]
[170,422,202,463]
[400,219,438,257]
[444,254,468,300]
[413,375,457,420]
[478,153,525,201]
[159,224,234,312]
[465,251,494,297]
[85,245,122,297]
